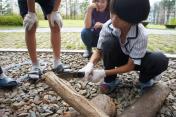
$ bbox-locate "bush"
[0,15,23,26]
[165,18,176,29]
[167,18,176,25]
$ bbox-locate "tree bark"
[43,71,108,117]
[119,83,170,117]
[63,94,117,117]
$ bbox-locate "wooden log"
[63,94,117,117]
[119,83,170,117]
[43,72,108,117]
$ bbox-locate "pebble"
[0,51,175,117]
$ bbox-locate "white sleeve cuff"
[132,59,141,65]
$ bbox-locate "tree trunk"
[43,72,108,117]
[63,94,117,117]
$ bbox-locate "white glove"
[79,62,94,81]
[89,69,106,83]
[48,11,63,28]
[23,12,38,31]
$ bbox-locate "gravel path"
[0,51,176,117]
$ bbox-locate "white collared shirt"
[97,20,148,65]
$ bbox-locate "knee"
[152,52,169,71]
[81,28,92,38]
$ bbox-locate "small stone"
[17,113,29,117]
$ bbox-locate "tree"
[80,0,89,16]
[0,0,11,15]
[161,0,176,23]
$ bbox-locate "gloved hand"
[48,11,63,28]
[89,69,106,83]
[23,12,38,31]
[79,62,94,81]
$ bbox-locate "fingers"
[55,20,62,28]
[28,23,33,31]
[23,13,37,31]
[50,19,55,27]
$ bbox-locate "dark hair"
[110,0,150,24]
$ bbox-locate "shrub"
[0,15,23,26]
[167,18,176,25]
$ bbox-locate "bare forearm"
[27,0,35,12]
[84,3,96,28]
[105,58,135,76]
[90,49,102,65]
[53,0,61,11]
[84,9,93,28]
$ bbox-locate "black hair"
[110,0,150,24]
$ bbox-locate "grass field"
[0,19,84,29]
[0,32,176,54]
[0,19,171,29]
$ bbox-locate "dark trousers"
[0,66,3,74]
[18,0,55,19]
[81,28,99,51]
[101,35,169,83]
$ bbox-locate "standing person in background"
[18,0,69,80]
[81,0,110,58]
[0,66,18,88]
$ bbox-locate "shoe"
[52,63,71,74]
[139,80,155,90]
[28,68,42,81]
[83,50,92,58]
[100,79,121,94]
[136,74,161,91]
[0,75,18,88]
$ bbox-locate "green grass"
[148,34,176,53]
[0,19,169,29]
[146,24,166,29]
[38,19,84,27]
[0,20,172,30]
[0,32,176,54]
[0,19,84,29]
[0,25,22,29]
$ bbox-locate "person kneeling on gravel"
[79,0,169,94]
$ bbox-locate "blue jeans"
[81,28,99,51]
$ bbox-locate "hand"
[94,22,103,30]
[48,11,63,28]
[79,62,94,81]
[87,3,96,11]
[89,69,106,83]
[23,12,38,31]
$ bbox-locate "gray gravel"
[0,51,175,117]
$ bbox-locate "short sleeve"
[97,20,112,49]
